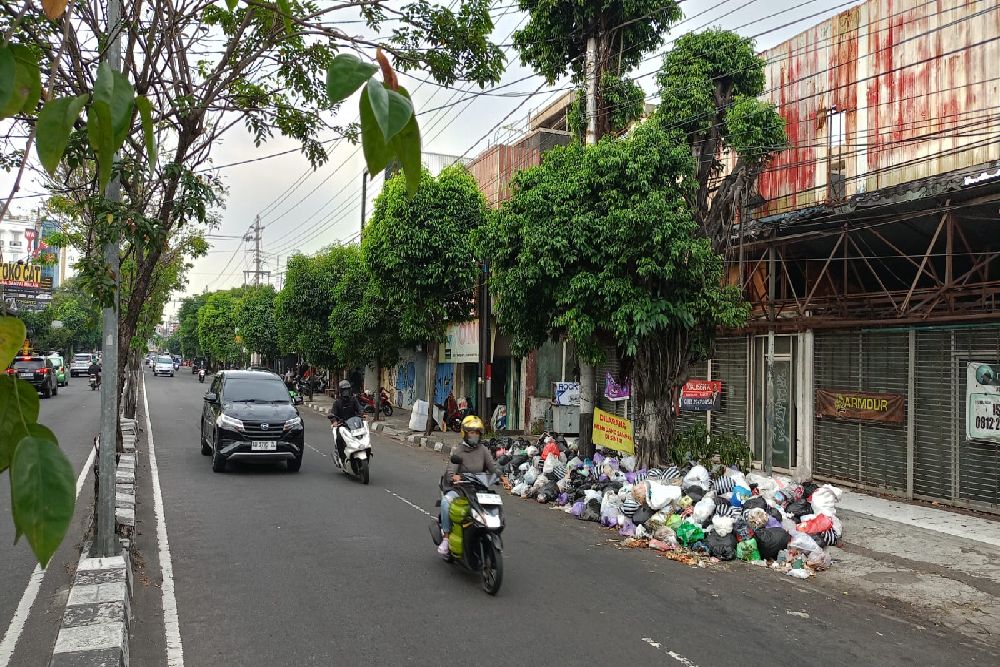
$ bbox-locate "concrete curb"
[50,418,138,667]
[306,403,451,453]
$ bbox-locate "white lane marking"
[786,610,810,619]
[641,637,700,666]
[306,443,326,457]
[385,489,433,517]
[142,374,185,666]
[0,442,96,666]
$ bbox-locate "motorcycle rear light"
[5,368,15,375]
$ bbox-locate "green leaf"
[87,101,115,192]
[0,46,41,118]
[135,95,157,173]
[0,315,26,367]
[389,86,421,195]
[225,0,238,9]
[92,62,134,148]
[10,425,75,567]
[383,89,414,142]
[325,53,378,105]
[35,95,88,175]
[359,85,390,175]
[365,79,391,137]
[276,0,293,35]
[0,376,39,473]
[0,47,15,115]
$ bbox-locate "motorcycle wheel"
[359,458,370,485]
[382,403,393,417]
[363,404,375,414]
[481,541,503,595]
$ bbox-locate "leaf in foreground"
[0,376,40,472]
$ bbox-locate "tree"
[236,284,278,363]
[176,293,209,359]
[274,247,352,369]
[198,289,245,366]
[363,166,486,433]
[484,120,749,467]
[19,279,102,355]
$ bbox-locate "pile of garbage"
[496,436,843,577]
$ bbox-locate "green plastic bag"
[736,537,761,561]
[665,513,684,531]
[675,522,705,546]
[448,498,469,556]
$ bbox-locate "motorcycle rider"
[327,380,366,463]
[87,358,102,388]
[437,415,507,558]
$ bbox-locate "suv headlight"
[217,414,245,431]
[283,416,302,431]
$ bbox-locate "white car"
[153,355,175,377]
[70,352,94,377]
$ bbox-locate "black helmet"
[338,379,352,398]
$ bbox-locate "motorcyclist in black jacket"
[328,380,365,462]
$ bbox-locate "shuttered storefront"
[814,324,1000,511]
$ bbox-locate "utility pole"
[96,0,122,558]
[764,246,776,475]
[477,261,491,420]
[253,214,261,285]
[577,36,599,459]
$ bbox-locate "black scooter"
[429,454,509,595]
[89,373,100,391]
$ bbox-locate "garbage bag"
[713,476,736,495]
[621,498,640,518]
[788,530,822,553]
[785,499,813,520]
[765,505,784,524]
[571,500,585,517]
[555,492,569,506]
[580,498,601,522]
[690,540,710,555]
[765,517,782,529]
[755,527,791,560]
[733,517,754,542]
[797,514,834,535]
[537,481,560,503]
[683,465,711,492]
[523,468,539,486]
[632,505,654,526]
[730,487,752,507]
[635,524,650,540]
[712,515,735,537]
[652,526,678,545]
[742,496,769,513]
[676,495,694,509]
[621,455,638,473]
[649,536,678,551]
[810,484,843,516]
[705,530,738,560]
[691,496,716,525]
[675,522,705,546]
[801,481,820,498]
[632,482,649,506]
[618,519,636,537]
[813,528,840,547]
[686,486,706,504]
[510,482,528,496]
[541,440,560,461]
[744,508,770,531]
[509,454,529,469]
[647,481,683,510]
[584,489,603,503]
[666,513,684,531]
[736,538,761,561]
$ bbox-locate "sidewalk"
[303,396,465,452]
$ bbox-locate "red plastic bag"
[541,440,561,461]
[797,514,834,535]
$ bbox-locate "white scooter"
[328,415,373,484]
[198,368,206,383]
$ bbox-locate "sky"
[1,0,854,319]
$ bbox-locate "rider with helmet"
[328,380,366,463]
[436,415,505,557]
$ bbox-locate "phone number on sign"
[975,415,1000,431]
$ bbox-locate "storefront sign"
[554,382,580,406]
[967,362,1000,443]
[816,389,904,423]
[592,407,634,454]
[1,262,44,288]
[680,380,722,412]
[439,319,479,363]
[604,372,630,402]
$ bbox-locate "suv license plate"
[251,442,277,451]
[477,493,503,505]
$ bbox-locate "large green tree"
[176,293,209,360]
[19,279,102,355]
[198,289,245,366]
[236,284,279,363]
[363,166,487,431]
[328,245,400,371]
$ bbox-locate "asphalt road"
[0,374,101,666]
[131,371,999,666]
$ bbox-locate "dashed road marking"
[385,489,432,517]
[641,637,699,666]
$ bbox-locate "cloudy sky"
[2,0,852,318]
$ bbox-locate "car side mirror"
[204,392,218,403]
[450,454,463,465]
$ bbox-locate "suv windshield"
[74,354,92,362]
[13,359,44,370]
[223,378,290,403]
[158,356,172,364]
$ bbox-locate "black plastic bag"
[580,498,601,522]
[755,527,791,560]
[742,496,769,513]
[786,499,813,520]
[631,505,654,526]
[509,454,529,468]
[685,486,706,504]
[766,505,784,524]
[802,481,820,498]
[537,481,560,504]
[705,531,737,560]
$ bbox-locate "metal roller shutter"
[858,331,908,493]
[952,328,1000,508]
[711,336,749,438]
[813,332,862,482]
[913,330,956,501]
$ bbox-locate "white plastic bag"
[510,482,527,496]
[621,455,638,473]
[711,515,734,537]
[584,489,603,503]
[635,524,650,540]
[683,465,711,491]
[523,467,538,486]
[725,469,749,491]
[691,496,716,524]
[647,481,684,510]
[810,484,843,516]
[543,456,557,475]
[788,530,822,553]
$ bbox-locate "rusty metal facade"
[756,0,1000,217]
[467,129,572,208]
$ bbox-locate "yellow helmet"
[460,415,485,447]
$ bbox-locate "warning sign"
[592,407,634,455]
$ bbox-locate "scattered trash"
[496,442,844,578]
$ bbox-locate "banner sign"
[1,262,44,288]
[967,362,1000,442]
[592,407,635,454]
[554,382,580,406]
[680,380,722,412]
[439,319,479,363]
[604,372,630,402]
[816,389,904,423]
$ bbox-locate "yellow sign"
[592,407,635,455]
[1,262,43,287]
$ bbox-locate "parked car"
[7,355,59,398]
[70,352,94,377]
[200,370,304,473]
[153,355,175,377]
[47,353,68,386]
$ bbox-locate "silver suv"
[70,352,94,377]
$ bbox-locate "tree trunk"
[122,349,140,419]
[373,360,382,422]
[577,361,596,459]
[633,330,698,468]
[424,342,438,436]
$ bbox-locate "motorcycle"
[288,389,303,405]
[360,387,393,417]
[329,415,373,484]
[89,373,100,391]
[429,454,509,595]
[296,377,314,401]
[198,368,206,383]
